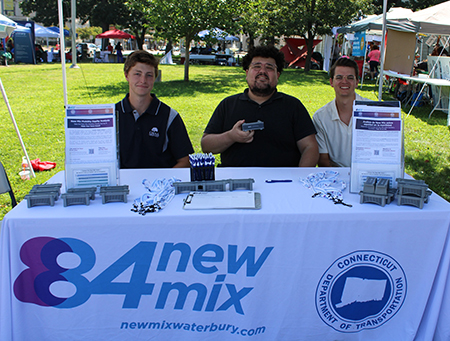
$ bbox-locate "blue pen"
[265,179,293,183]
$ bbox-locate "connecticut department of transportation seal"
[315,250,407,333]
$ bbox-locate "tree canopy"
[77,26,102,42]
[19,0,449,76]
[264,0,369,71]
[371,0,449,13]
[131,0,238,81]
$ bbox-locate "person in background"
[332,42,341,66]
[201,45,318,167]
[367,44,381,80]
[116,50,194,168]
[431,45,450,57]
[6,38,13,54]
[313,57,370,167]
[107,43,113,53]
[115,42,124,63]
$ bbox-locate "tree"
[20,0,93,27]
[371,0,449,13]
[135,0,237,81]
[232,1,262,50]
[77,26,102,42]
[20,0,149,50]
[86,0,130,32]
[278,0,369,71]
[122,0,154,50]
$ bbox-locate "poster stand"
[64,104,119,190]
[350,100,403,193]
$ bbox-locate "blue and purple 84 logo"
[14,237,156,309]
[14,237,96,308]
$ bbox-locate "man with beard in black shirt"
[201,46,318,167]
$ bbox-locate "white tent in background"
[34,23,60,39]
[33,23,60,47]
[338,7,415,34]
[407,0,450,34]
[0,13,17,37]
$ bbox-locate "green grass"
[1,63,449,219]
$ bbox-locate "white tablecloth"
[1,167,450,340]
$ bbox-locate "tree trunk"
[248,34,255,50]
[184,35,192,82]
[304,31,315,73]
[101,23,109,51]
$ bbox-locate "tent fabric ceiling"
[338,2,450,35]
[34,23,60,38]
[0,14,17,39]
[408,0,450,34]
[337,7,415,33]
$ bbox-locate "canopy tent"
[33,23,60,48]
[340,2,450,36]
[96,29,135,39]
[0,13,17,38]
[337,7,415,34]
[407,0,450,35]
[197,28,239,41]
[281,38,322,68]
[11,24,31,34]
[34,23,60,39]
[48,26,70,37]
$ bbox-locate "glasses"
[250,62,277,72]
[334,75,356,81]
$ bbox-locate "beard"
[249,74,276,97]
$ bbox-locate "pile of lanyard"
[300,171,352,207]
[131,177,180,215]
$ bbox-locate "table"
[95,51,117,63]
[383,70,450,125]
[189,53,235,65]
[2,167,450,340]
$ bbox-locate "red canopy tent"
[281,38,322,69]
[96,29,135,39]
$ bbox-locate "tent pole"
[58,0,68,107]
[360,39,369,89]
[0,78,36,178]
[407,35,450,118]
[378,0,388,101]
[70,0,79,68]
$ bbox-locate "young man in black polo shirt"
[201,46,318,167]
[116,50,194,168]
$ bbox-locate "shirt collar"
[121,93,160,117]
[240,88,282,105]
[332,93,363,123]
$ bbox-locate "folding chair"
[0,161,17,207]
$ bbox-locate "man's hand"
[229,119,255,144]
[201,119,254,154]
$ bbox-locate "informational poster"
[352,31,366,57]
[65,104,119,189]
[350,101,403,193]
[13,31,35,64]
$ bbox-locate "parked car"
[76,43,100,58]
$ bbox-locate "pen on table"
[265,179,293,183]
